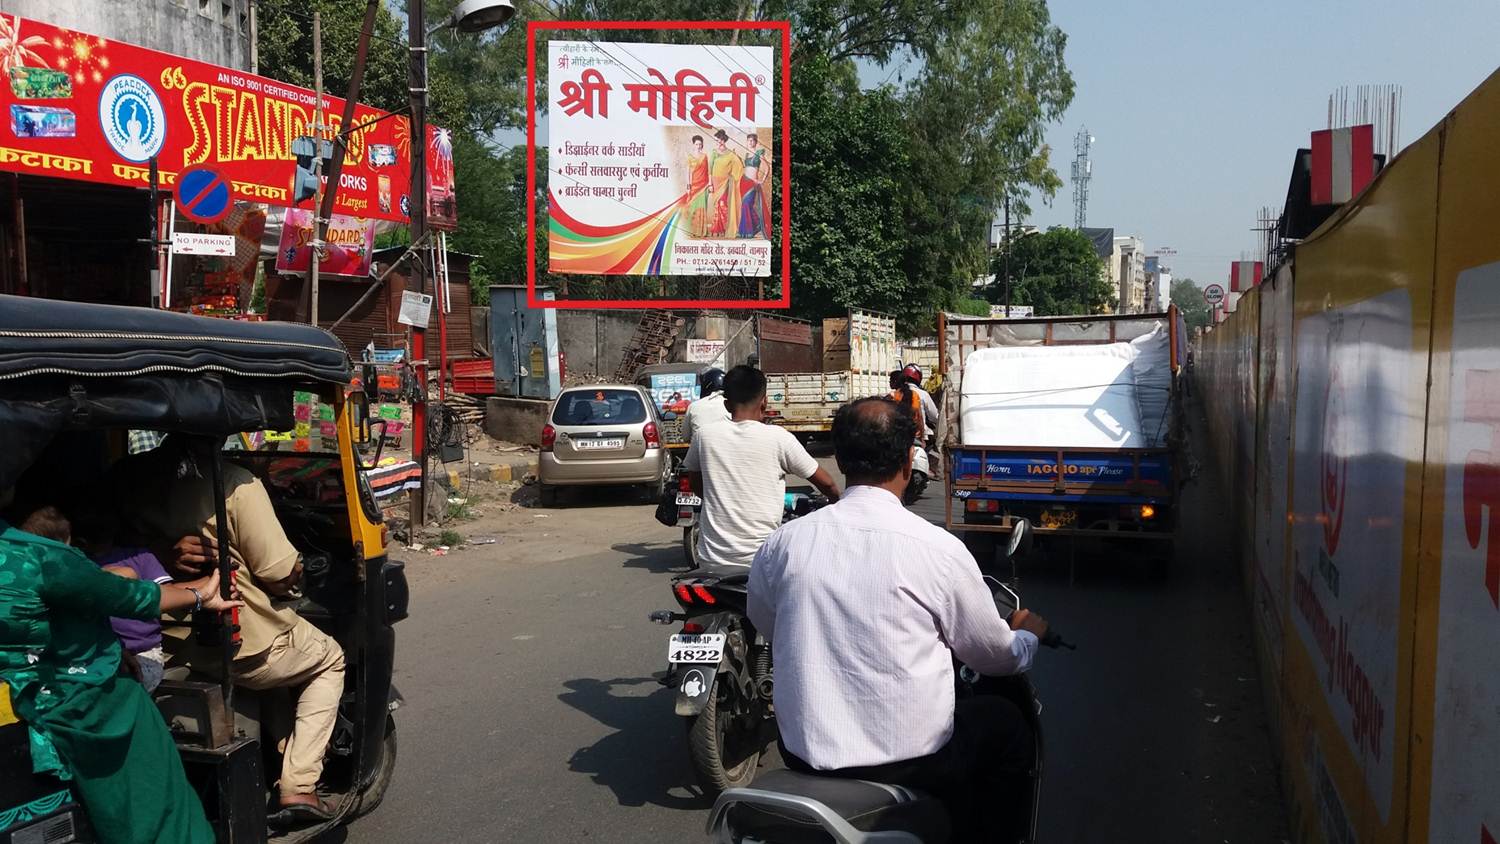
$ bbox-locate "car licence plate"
[668,633,726,664]
[575,438,624,451]
[676,493,702,507]
[1041,509,1078,529]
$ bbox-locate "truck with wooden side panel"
[939,308,1185,566]
[763,309,898,434]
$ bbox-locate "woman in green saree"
[0,505,241,844]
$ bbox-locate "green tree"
[258,0,1075,321]
[255,1,408,114]
[1170,277,1211,330]
[988,227,1111,316]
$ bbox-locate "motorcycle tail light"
[1140,504,1157,519]
[679,473,693,492]
[691,584,717,604]
[674,583,693,605]
[682,622,705,634]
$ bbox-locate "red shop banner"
[0,13,449,224]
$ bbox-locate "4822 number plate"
[667,633,726,664]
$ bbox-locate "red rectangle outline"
[526,20,793,310]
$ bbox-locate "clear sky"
[1009,0,1500,287]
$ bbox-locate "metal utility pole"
[1070,127,1093,230]
[308,11,323,326]
[303,0,380,325]
[1002,196,1011,316]
[248,0,258,74]
[409,0,432,526]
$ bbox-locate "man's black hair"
[722,365,766,408]
[833,397,917,483]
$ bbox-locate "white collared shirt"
[748,484,1038,770]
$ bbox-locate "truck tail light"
[541,424,556,452]
[1140,504,1157,519]
[966,499,1000,513]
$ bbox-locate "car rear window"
[552,389,648,425]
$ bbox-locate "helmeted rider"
[682,367,730,442]
[902,363,940,436]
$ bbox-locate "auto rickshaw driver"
[110,434,347,826]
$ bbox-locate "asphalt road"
[346,399,1287,843]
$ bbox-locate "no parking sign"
[176,167,231,224]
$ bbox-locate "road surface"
[346,398,1286,843]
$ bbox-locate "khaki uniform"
[114,450,344,797]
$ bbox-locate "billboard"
[545,39,774,278]
[275,209,376,278]
[0,13,438,223]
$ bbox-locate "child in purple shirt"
[95,548,172,691]
[40,502,175,693]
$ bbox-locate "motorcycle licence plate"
[675,493,702,507]
[668,633,726,664]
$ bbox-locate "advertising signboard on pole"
[546,40,775,278]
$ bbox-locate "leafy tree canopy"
[258,0,1075,331]
[1170,277,1211,330]
[987,227,1111,317]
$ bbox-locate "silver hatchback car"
[537,384,669,506]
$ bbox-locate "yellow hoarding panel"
[1281,125,1438,843]
[1413,66,1500,844]
[1194,64,1500,844]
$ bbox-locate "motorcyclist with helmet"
[683,367,731,441]
[902,364,940,435]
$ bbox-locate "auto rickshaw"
[633,361,716,465]
[0,295,408,843]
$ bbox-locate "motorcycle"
[904,441,931,505]
[650,493,830,793]
[675,469,704,569]
[704,519,1074,843]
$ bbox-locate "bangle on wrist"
[187,586,202,612]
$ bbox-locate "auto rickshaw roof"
[0,296,352,489]
[0,294,350,383]
[633,362,714,382]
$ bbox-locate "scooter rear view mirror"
[984,574,1020,616]
[1007,518,1034,559]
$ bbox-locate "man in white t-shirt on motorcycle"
[682,366,840,567]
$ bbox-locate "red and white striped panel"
[1229,261,1263,292]
[1310,124,1375,205]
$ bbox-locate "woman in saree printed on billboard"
[679,135,711,237]
[708,129,743,238]
[737,132,771,239]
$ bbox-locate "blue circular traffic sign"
[176,167,231,224]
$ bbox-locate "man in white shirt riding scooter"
[749,396,1048,840]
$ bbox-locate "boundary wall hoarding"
[1198,67,1500,844]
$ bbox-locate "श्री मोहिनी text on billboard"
[547,40,774,277]
[0,13,454,225]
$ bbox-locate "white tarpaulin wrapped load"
[958,323,1171,449]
